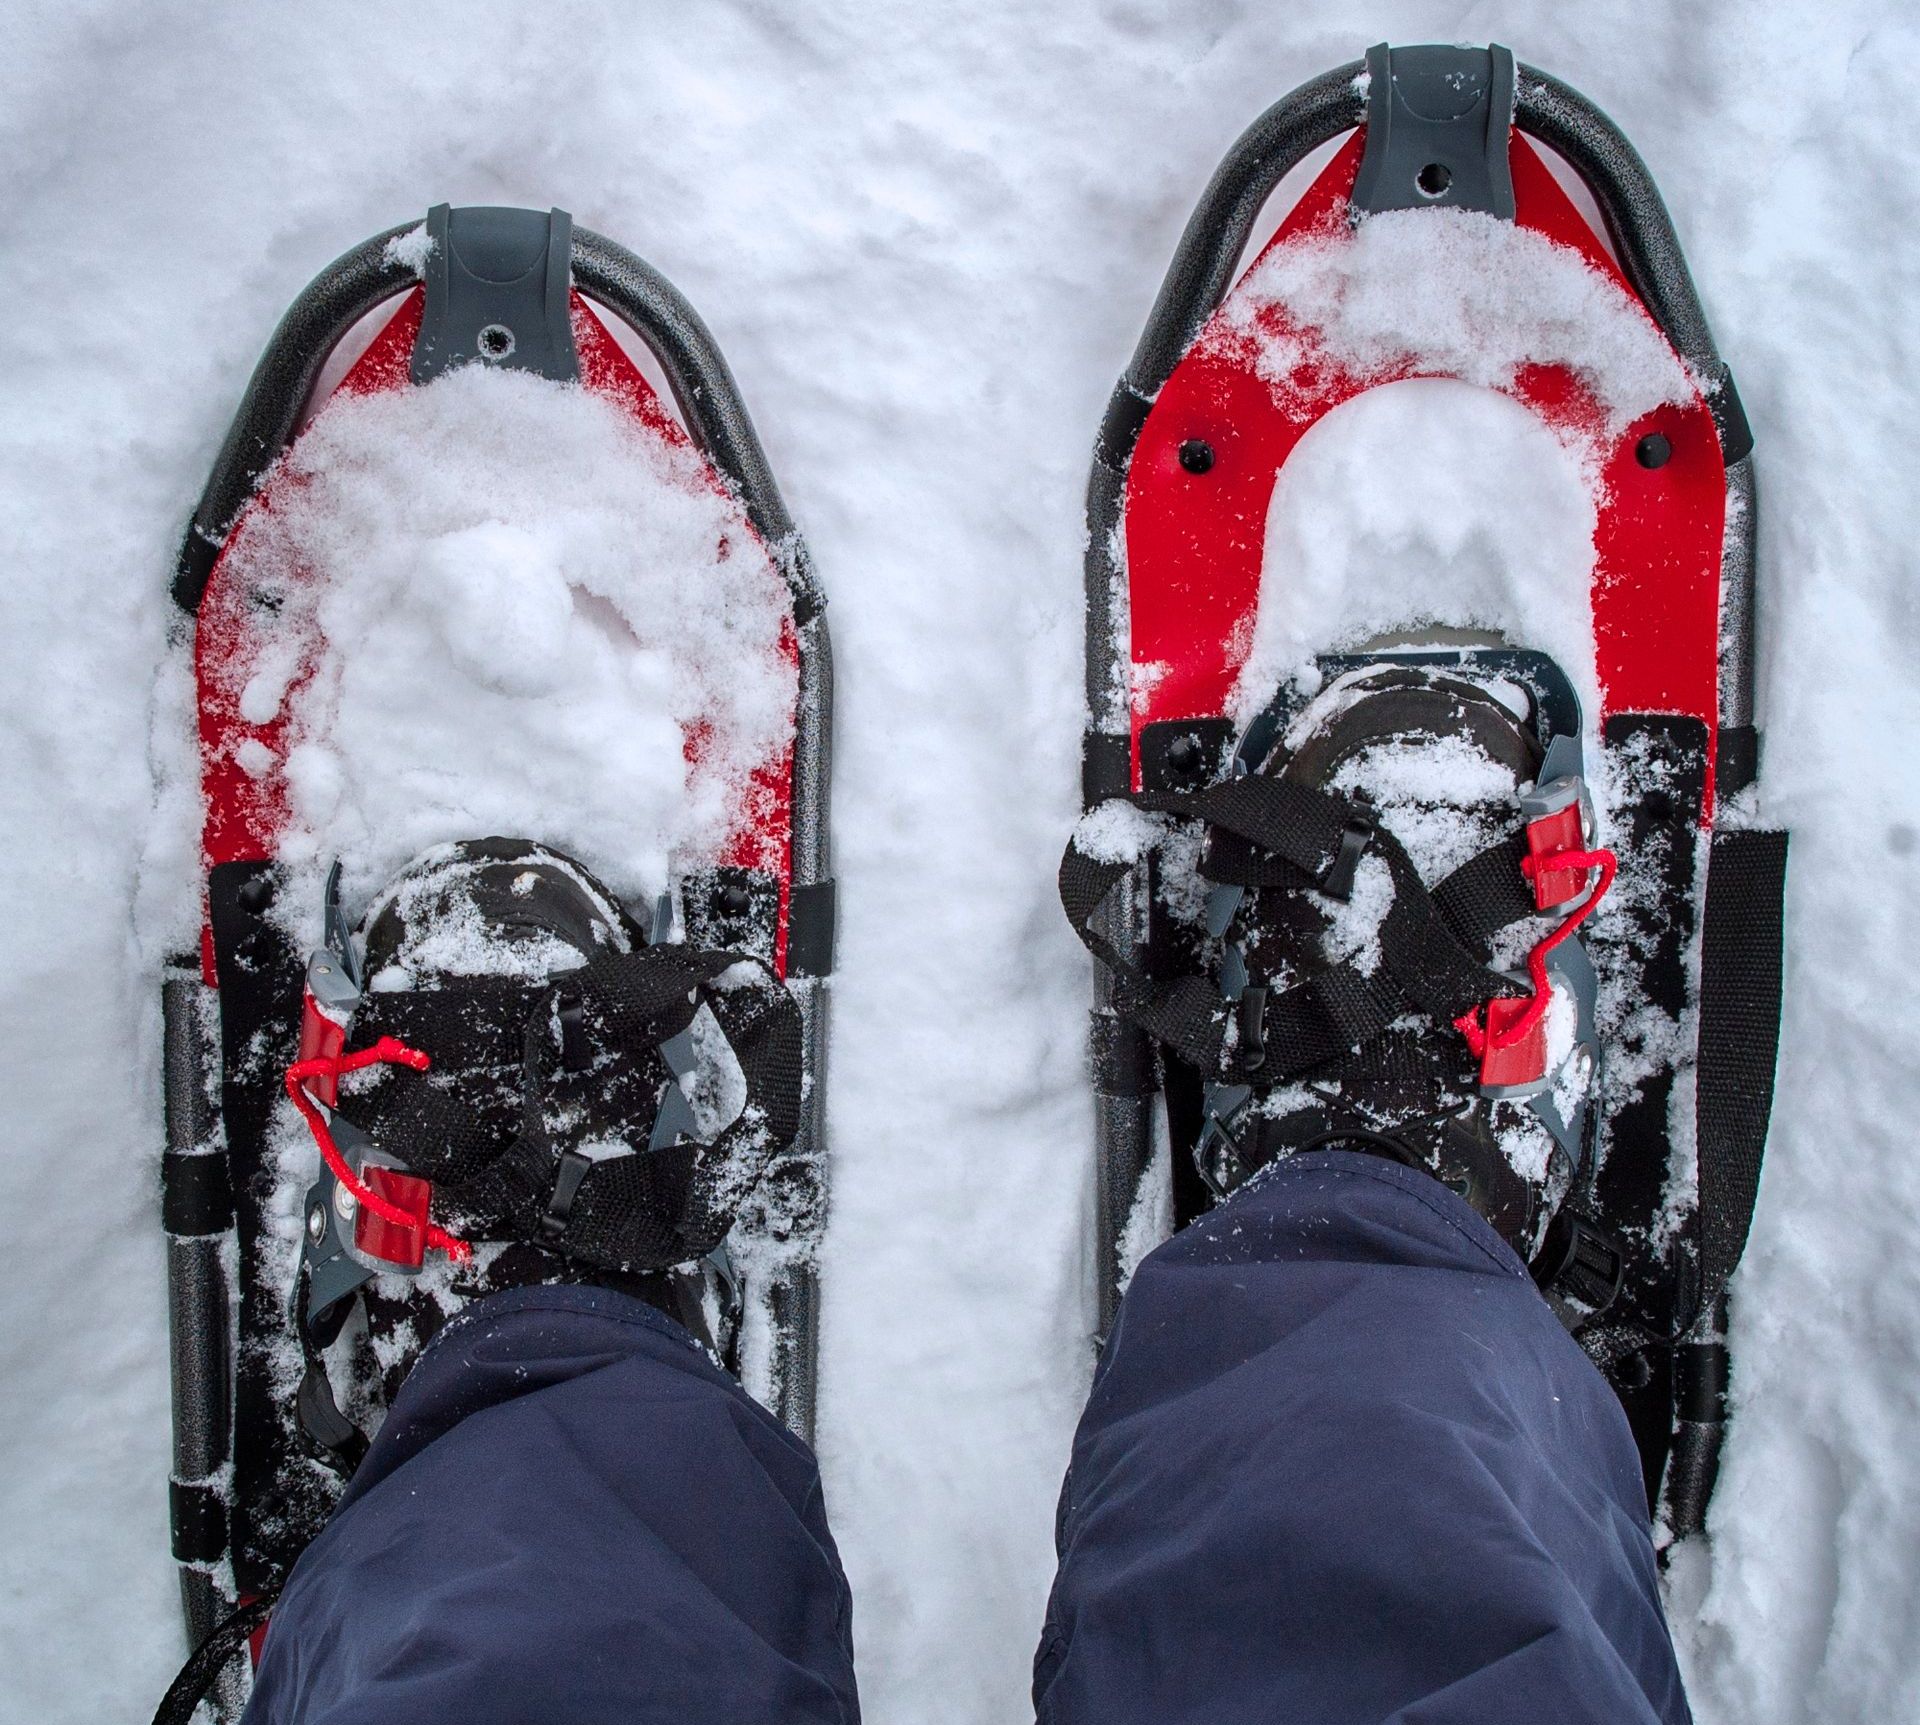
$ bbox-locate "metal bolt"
[718,882,752,916]
[1635,432,1672,469]
[306,1204,327,1244]
[1178,439,1215,475]
[1166,735,1204,777]
[333,1182,358,1223]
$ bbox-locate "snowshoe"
[1063,46,1786,1542]
[158,207,834,1709]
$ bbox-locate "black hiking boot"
[289,836,803,1466]
[1064,652,1619,1308]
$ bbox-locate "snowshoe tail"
[160,207,833,1694]
[1076,47,1785,1540]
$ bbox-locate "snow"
[2,6,1918,1725]
[1234,376,1602,724]
[1071,797,1164,865]
[206,367,795,919]
[1218,206,1696,435]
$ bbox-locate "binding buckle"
[1474,992,1551,1093]
[1518,774,1597,909]
[1531,1210,1626,1323]
[352,1164,435,1270]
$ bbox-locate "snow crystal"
[212,364,795,913]
[1318,849,1392,974]
[1326,725,1521,885]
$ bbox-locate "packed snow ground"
[2,3,1917,1722]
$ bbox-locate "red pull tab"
[353,1164,434,1270]
[1524,804,1589,908]
[296,991,347,1105]
[1473,995,1549,1089]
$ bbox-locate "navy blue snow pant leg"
[1033,1150,1690,1725]
[242,1284,858,1725]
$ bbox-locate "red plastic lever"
[353,1164,435,1270]
[1524,804,1590,908]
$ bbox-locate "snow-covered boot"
[289,836,801,1469]
[1065,653,1610,1277]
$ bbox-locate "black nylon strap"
[1376,840,1523,1022]
[523,949,804,1268]
[331,946,804,1276]
[420,946,804,1272]
[1253,962,1400,1073]
[1061,778,1519,1080]
[1693,829,1789,1317]
[1431,834,1536,957]
[353,981,537,1072]
[1058,841,1234,1069]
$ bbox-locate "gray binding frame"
[1080,47,1759,1518]
[162,210,832,1649]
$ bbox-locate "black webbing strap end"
[786,879,836,977]
[1082,732,1132,806]
[1693,827,1789,1318]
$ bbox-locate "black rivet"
[1416,161,1452,199]
[1617,1351,1654,1391]
[717,882,752,916]
[1178,439,1214,475]
[236,875,276,913]
[1166,735,1203,777]
[1636,432,1672,469]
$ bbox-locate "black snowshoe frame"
[1078,46,1784,1540]
[160,209,833,1667]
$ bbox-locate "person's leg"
[244,1284,858,1725]
[1033,1151,1688,1725]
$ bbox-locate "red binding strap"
[284,1037,472,1263]
[1456,847,1617,1057]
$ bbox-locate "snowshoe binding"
[158,206,833,1715]
[1065,46,1786,1545]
